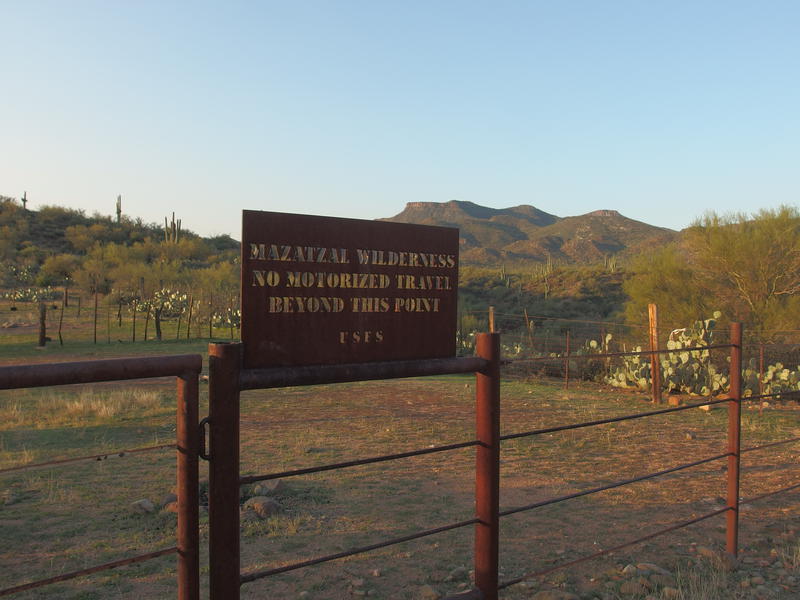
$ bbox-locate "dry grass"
[1,388,164,430]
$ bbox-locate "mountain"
[383,201,677,264]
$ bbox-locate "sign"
[241,210,459,368]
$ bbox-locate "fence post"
[38,302,47,347]
[564,329,570,390]
[93,288,98,344]
[488,306,495,333]
[523,308,533,351]
[648,303,662,403]
[758,343,765,413]
[58,297,65,346]
[209,342,242,600]
[177,371,200,600]
[726,323,743,557]
[475,332,500,600]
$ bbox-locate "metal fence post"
[475,332,500,600]
[726,323,743,557]
[177,371,200,600]
[209,342,242,600]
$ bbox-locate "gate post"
[475,333,500,600]
[726,323,743,557]
[177,371,200,600]
[209,343,242,600]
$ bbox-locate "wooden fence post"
[758,344,765,413]
[58,297,65,346]
[564,329,571,389]
[93,288,98,344]
[648,303,662,403]
[523,308,533,351]
[187,296,194,340]
[37,303,47,347]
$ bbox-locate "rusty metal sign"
[240,210,459,368]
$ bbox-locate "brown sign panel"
[240,210,459,368]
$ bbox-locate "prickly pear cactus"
[607,311,800,398]
[606,313,723,395]
[605,344,652,391]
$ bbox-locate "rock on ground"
[242,496,280,518]
[131,498,155,514]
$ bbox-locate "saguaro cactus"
[164,212,181,243]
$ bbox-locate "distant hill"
[383,201,677,264]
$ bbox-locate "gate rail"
[0,355,202,600]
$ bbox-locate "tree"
[685,206,800,338]
[625,206,800,340]
[38,254,80,287]
[623,245,712,331]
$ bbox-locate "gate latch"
[198,417,211,461]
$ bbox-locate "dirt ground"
[1,367,799,599]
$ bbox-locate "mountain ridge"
[383,200,677,265]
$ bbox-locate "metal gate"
[0,355,202,600]
[204,333,501,599]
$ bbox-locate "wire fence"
[1,326,798,599]
[205,328,800,600]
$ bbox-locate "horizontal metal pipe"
[740,482,800,505]
[501,397,730,442]
[0,547,177,597]
[0,355,202,389]
[239,356,489,390]
[240,518,479,585]
[742,391,800,402]
[442,590,485,600]
[498,508,729,590]
[509,344,732,364]
[241,439,480,484]
[500,452,729,518]
[0,444,175,475]
[742,437,800,454]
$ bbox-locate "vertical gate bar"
[177,372,200,600]
[209,342,242,600]
[726,323,743,557]
[475,332,500,600]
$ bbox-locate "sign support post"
[209,342,242,600]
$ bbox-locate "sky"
[2,1,799,238]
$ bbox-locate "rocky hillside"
[383,200,677,264]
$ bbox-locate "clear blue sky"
[2,1,798,238]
